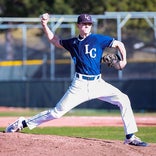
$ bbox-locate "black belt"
[76,73,100,81]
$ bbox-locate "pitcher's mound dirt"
[0,132,156,156]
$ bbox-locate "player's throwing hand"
[41,13,49,26]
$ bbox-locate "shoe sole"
[129,142,148,147]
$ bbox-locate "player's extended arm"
[41,13,63,48]
[111,40,127,69]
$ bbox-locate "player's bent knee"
[122,94,130,104]
[117,93,131,108]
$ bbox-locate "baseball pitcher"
[5,13,148,147]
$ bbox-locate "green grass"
[22,127,125,140]
[1,126,155,143]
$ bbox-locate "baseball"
[42,13,49,20]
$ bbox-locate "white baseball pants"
[26,73,138,135]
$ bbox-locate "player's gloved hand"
[102,53,123,70]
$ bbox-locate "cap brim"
[82,22,92,23]
[78,21,93,24]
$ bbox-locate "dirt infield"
[0,133,156,156]
[0,107,156,156]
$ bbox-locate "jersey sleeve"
[96,34,114,49]
[59,39,69,51]
[59,38,75,51]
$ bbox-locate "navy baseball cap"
[77,14,93,24]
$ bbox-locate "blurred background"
[0,0,156,111]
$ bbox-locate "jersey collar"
[77,33,91,41]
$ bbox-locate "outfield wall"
[0,79,155,111]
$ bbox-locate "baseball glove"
[102,53,122,70]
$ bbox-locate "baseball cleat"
[5,117,26,133]
[124,135,148,147]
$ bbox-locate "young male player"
[5,13,148,147]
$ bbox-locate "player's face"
[77,23,92,35]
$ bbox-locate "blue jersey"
[60,33,114,75]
